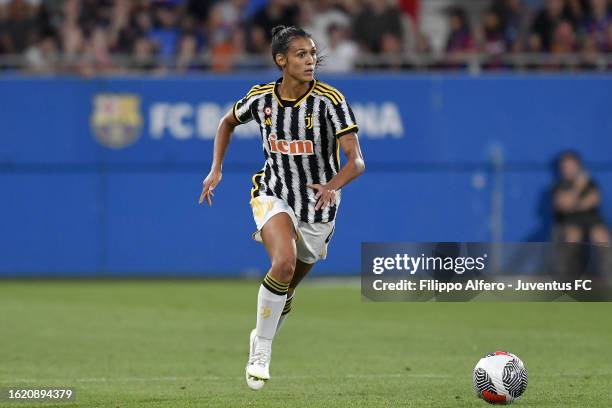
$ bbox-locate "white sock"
[275,293,294,334]
[256,273,289,340]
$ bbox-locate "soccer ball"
[473,351,528,404]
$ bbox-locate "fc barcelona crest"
[91,94,143,149]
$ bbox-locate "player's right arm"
[199,110,240,206]
[199,84,263,206]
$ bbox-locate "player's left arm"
[307,133,365,210]
[577,182,601,211]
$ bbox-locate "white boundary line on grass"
[6,373,449,384]
[5,370,612,384]
[5,371,611,384]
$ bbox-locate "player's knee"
[564,226,583,243]
[591,226,610,244]
[272,256,296,283]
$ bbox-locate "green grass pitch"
[0,280,611,407]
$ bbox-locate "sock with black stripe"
[256,272,289,340]
[275,293,293,334]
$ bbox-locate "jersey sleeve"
[326,97,359,138]
[232,92,255,124]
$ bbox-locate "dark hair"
[557,150,582,165]
[555,150,583,176]
[270,25,312,69]
[447,6,471,31]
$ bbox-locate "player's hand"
[199,169,222,207]
[307,184,337,210]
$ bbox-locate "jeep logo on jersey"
[268,134,314,155]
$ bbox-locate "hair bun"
[271,25,286,38]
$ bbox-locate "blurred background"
[3,0,612,73]
[1,0,611,277]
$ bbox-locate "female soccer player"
[199,25,365,390]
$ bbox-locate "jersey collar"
[273,77,316,108]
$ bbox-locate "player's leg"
[257,211,297,340]
[563,224,583,243]
[276,221,335,333]
[589,224,612,279]
[589,224,610,244]
[558,224,584,280]
[276,259,315,334]
[247,212,296,384]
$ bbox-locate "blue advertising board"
[1,74,611,276]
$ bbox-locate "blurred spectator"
[581,33,601,69]
[445,6,476,53]
[246,22,268,54]
[567,0,585,23]
[316,23,357,72]
[531,0,577,51]
[132,36,159,72]
[208,1,248,73]
[250,0,299,43]
[526,31,544,51]
[117,8,152,54]
[445,5,476,69]
[210,31,235,73]
[175,32,198,72]
[5,0,37,53]
[299,0,350,53]
[79,0,112,35]
[148,4,180,60]
[24,35,58,72]
[186,0,214,22]
[398,0,420,24]
[227,27,252,70]
[481,10,506,55]
[215,0,248,26]
[379,32,405,70]
[208,2,233,49]
[61,20,84,62]
[492,0,532,52]
[1,0,612,73]
[552,151,612,279]
[583,0,612,51]
[353,0,403,54]
[551,19,576,53]
[298,1,316,42]
[399,7,417,55]
[553,151,610,245]
[605,23,612,51]
[85,25,114,73]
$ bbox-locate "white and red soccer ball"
[473,351,528,404]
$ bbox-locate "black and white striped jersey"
[233,77,359,223]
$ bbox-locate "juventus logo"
[260,306,271,319]
[305,114,313,129]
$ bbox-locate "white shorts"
[250,195,335,264]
